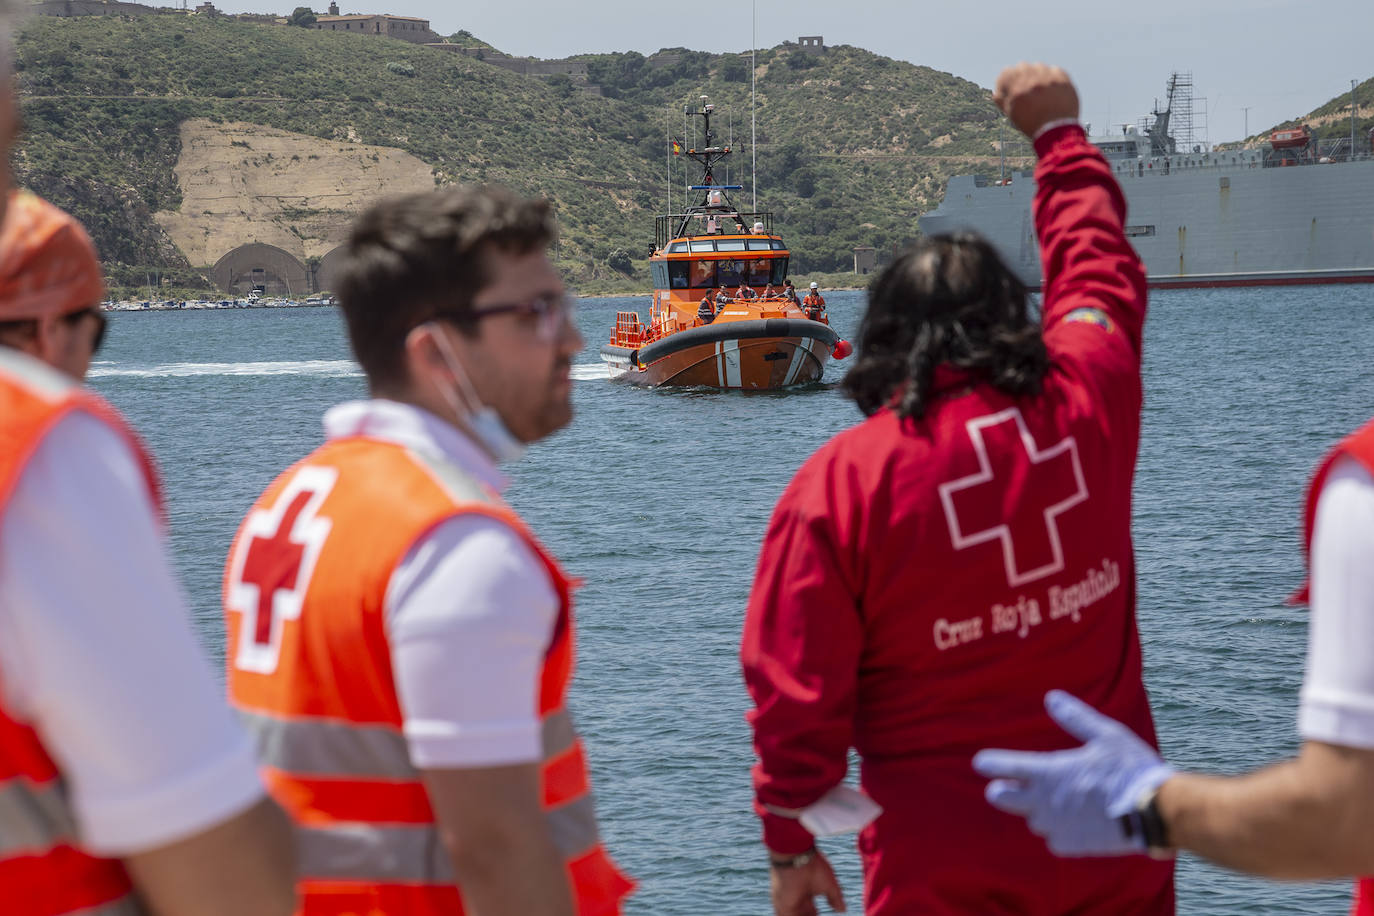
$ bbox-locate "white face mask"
[425,323,527,464]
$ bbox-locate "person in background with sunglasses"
[221,185,634,916]
[0,188,297,914]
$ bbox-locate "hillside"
[13,15,1021,294]
[1246,76,1374,147]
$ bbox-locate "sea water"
[91,285,1374,914]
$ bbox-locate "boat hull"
[600,319,837,389]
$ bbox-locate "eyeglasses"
[468,294,576,343]
[62,306,107,354]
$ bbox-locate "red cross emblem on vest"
[938,408,1089,588]
[226,466,337,674]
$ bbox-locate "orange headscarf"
[0,190,104,321]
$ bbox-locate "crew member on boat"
[698,293,717,324]
[716,288,731,309]
[802,282,825,319]
[736,282,758,300]
[760,283,778,299]
[741,63,1173,915]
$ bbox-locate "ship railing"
[610,310,647,347]
[655,212,775,250]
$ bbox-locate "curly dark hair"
[841,233,1049,419]
[336,184,555,393]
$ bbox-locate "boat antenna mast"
[671,97,748,238]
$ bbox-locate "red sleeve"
[741,456,863,854]
[1034,125,1147,363]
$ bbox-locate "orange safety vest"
[0,347,158,916]
[223,436,633,916]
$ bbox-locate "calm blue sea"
[90,285,1374,914]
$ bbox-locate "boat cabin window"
[746,240,772,250]
[689,241,715,252]
[717,239,748,251]
[659,256,791,289]
[770,240,786,250]
[689,260,716,287]
[668,242,688,253]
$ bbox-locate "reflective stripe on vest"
[293,793,603,884]
[239,708,578,779]
[0,777,78,856]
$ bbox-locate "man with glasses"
[222,185,634,916]
[0,188,296,914]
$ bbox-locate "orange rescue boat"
[600,100,850,389]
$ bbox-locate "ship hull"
[919,155,1374,290]
[600,318,836,389]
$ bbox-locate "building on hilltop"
[310,9,440,44]
[798,35,825,54]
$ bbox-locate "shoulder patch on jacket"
[1061,307,1114,333]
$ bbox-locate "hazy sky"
[221,0,1371,145]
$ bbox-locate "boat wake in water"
[89,359,363,378]
[571,364,611,381]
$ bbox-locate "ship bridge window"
[717,239,748,251]
[746,240,772,250]
[668,242,688,253]
[770,240,786,250]
[651,261,669,288]
[667,262,691,288]
[689,260,716,287]
[689,241,716,252]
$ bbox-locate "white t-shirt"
[0,410,265,856]
[1298,456,1374,747]
[323,400,558,769]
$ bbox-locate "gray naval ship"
[919,73,1374,289]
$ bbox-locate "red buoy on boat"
[833,339,853,360]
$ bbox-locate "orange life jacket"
[223,436,633,916]
[0,347,158,916]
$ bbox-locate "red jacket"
[742,126,1173,915]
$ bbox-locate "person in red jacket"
[741,63,1174,915]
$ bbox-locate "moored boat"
[599,100,851,388]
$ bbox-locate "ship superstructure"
[919,73,1374,288]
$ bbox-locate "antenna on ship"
[751,0,757,213]
[1353,80,1359,161]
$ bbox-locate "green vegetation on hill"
[14,16,1021,294]
[1261,76,1374,146]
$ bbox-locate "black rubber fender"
[634,318,838,367]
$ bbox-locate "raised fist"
[994,63,1079,140]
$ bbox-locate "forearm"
[447,824,574,916]
[1033,126,1146,351]
[1159,742,1374,879]
[425,764,575,916]
[126,798,296,916]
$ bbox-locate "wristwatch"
[768,848,816,870]
[1122,788,1175,860]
